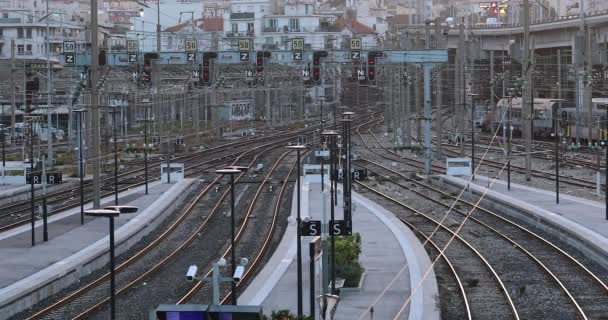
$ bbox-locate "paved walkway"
[0,181,172,288]
[0,179,196,319]
[240,178,439,320]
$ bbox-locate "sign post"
[63,41,75,65]
[238,39,250,62]
[127,40,138,64]
[292,38,304,61]
[350,38,362,61]
[185,39,197,62]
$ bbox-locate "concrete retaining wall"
[0,179,200,319]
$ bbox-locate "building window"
[17,28,23,39]
[0,44,3,55]
[26,28,32,39]
[265,37,273,45]
[247,23,254,33]
[267,18,277,31]
[17,44,24,55]
[232,23,238,33]
[289,18,299,32]
[2,13,8,18]
[26,44,32,55]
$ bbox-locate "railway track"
[352,138,608,318]
[363,113,605,191]
[15,111,378,319]
[22,133,290,320]
[0,123,319,232]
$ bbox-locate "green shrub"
[329,233,365,287]
[266,310,313,320]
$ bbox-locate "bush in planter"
[266,310,313,320]
[329,233,364,288]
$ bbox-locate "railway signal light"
[143,53,158,84]
[98,49,107,66]
[312,51,328,83]
[256,51,271,80]
[201,52,218,85]
[367,51,383,82]
[25,77,40,108]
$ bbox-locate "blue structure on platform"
[65,49,448,66]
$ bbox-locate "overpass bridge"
[442,11,608,54]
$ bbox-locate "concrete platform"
[439,174,608,269]
[239,178,439,320]
[0,179,198,319]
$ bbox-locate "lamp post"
[84,205,138,320]
[139,100,153,195]
[25,115,41,246]
[215,167,247,305]
[468,94,479,180]
[340,113,355,222]
[73,109,87,224]
[285,144,308,318]
[319,96,326,142]
[550,99,567,204]
[322,130,339,295]
[111,108,120,205]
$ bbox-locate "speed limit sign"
[350,38,362,50]
[63,41,75,53]
[238,40,250,51]
[185,40,197,52]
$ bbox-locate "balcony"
[230,12,254,20]
[262,24,341,33]
[226,31,254,37]
[0,18,21,24]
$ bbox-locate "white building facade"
[0,0,86,60]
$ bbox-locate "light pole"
[73,109,87,224]
[215,166,247,305]
[286,144,308,318]
[551,99,567,204]
[322,130,339,295]
[111,108,119,205]
[25,116,40,246]
[139,100,153,195]
[468,94,479,180]
[85,206,138,320]
[319,96,326,143]
[341,112,355,222]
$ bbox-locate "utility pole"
[10,40,16,140]
[46,0,53,167]
[523,0,532,181]
[435,65,442,159]
[404,64,411,147]
[458,20,465,157]
[490,50,495,108]
[91,0,101,208]
[574,0,586,145]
